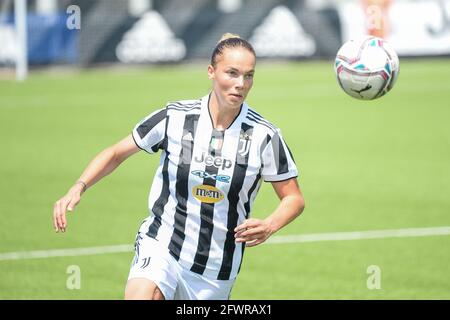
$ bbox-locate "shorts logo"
[191,170,231,183]
[192,184,224,203]
[140,257,151,269]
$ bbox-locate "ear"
[207,65,215,80]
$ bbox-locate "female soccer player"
[53,33,305,300]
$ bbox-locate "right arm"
[53,134,140,233]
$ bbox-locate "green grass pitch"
[0,59,449,299]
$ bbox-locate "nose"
[235,75,244,89]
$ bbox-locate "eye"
[245,74,254,80]
[227,70,238,77]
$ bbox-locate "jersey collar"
[201,92,248,131]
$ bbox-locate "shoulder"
[244,106,279,136]
[166,98,202,113]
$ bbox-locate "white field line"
[1,226,449,261]
[266,226,450,244]
[0,244,133,261]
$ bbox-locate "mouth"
[229,93,243,99]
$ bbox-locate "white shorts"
[127,233,235,300]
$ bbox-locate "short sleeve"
[132,108,167,154]
[261,130,298,182]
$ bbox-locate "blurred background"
[1,0,450,72]
[0,0,449,300]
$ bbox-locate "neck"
[208,92,242,130]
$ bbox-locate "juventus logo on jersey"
[238,132,251,156]
[140,257,151,269]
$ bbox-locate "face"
[208,47,256,109]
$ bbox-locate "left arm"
[234,178,305,247]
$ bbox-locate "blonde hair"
[217,33,241,44]
[211,33,255,66]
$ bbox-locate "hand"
[234,218,274,247]
[53,182,85,233]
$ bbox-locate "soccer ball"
[334,36,399,100]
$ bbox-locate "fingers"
[235,232,261,244]
[235,219,263,238]
[235,232,265,247]
[53,202,62,232]
[235,226,262,240]
[235,225,265,245]
[53,200,66,233]
[59,200,68,231]
[53,186,83,233]
[234,218,260,233]
[234,218,272,247]
[245,239,263,247]
[53,203,59,232]
[53,197,74,233]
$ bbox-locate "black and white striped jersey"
[132,93,298,280]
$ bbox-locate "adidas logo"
[249,5,316,57]
[116,11,186,63]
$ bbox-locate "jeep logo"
[194,152,232,170]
